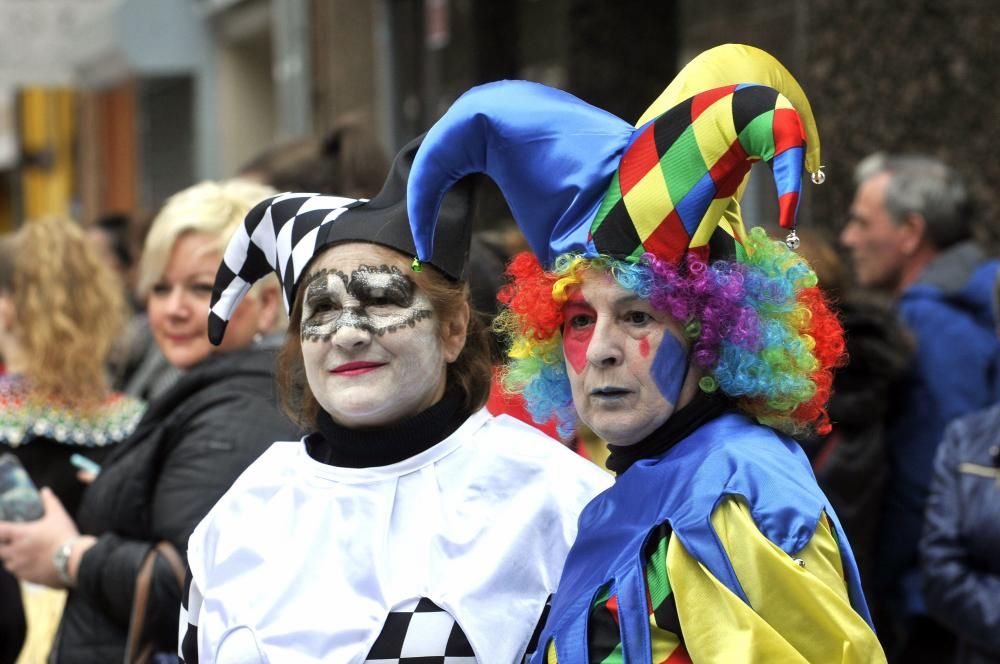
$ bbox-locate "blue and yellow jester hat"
[406,44,823,268]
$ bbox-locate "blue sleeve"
[920,422,1000,653]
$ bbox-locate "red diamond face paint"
[562,295,596,375]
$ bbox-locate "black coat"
[51,347,299,664]
[0,565,25,664]
[799,295,913,590]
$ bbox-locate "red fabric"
[777,191,800,230]
[618,126,660,194]
[772,107,805,156]
[642,209,689,262]
[707,140,751,198]
[690,84,738,122]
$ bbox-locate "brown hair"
[275,250,492,429]
[239,116,390,200]
[0,218,125,408]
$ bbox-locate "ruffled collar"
[604,391,731,475]
[0,375,146,447]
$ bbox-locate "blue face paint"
[650,333,687,406]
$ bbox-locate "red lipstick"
[331,361,385,376]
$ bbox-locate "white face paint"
[563,271,700,446]
[300,243,448,428]
[300,265,434,341]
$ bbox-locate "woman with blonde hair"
[0,179,299,664]
[0,217,145,664]
[0,217,144,514]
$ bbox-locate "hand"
[0,488,85,588]
[76,469,98,485]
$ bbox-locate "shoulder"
[188,441,302,544]
[900,265,997,338]
[469,411,612,489]
[898,290,969,330]
[165,354,297,442]
[943,403,1000,455]
[659,415,826,553]
[427,410,611,525]
[691,415,810,481]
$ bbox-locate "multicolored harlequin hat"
[406,45,822,268]
[207,136,474,345]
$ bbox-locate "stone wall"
[805,1,1000,247]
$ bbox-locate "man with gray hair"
[842,153,1000,659]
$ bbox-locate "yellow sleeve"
[670,496,886,664]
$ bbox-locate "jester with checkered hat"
[407,44,886,662]
[181,132,612,659]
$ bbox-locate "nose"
[331,319,373,351]
[163,286,192,319]
[840,221,858,249]
[585,318,624,368]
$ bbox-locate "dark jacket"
[50,346,299,664]
[802,295,912,589]
[0,565,25,664]
[878,241,1000,618]
[921,403,1000,664]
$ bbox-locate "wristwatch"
[53,536,80,587]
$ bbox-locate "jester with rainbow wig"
[406,45,886,662]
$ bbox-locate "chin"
[586,412,671,447]
[163,348,210,370]
[325,401,405,428]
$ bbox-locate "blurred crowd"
[0,109,997,664]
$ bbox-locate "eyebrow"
[611,294,642,307]
[303,271,342,302]
[563,293,645,313]
[349,270,410,290]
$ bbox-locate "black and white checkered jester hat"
[207,135,475,345]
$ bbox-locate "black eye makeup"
[347,265,415,309]
[300,264,433,342]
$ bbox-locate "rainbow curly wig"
[495,227,845,439]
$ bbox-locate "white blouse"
[182,409,611,663]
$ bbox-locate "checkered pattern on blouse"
[365,597,477,664]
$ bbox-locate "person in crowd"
[920,270,1000,664]
[0,217,144,664]
[85,211,183,402]
[85,212,143,307]
[179,138,611,663]
[406,44,884,662]
[841,153,1000,656]
[0,180,298,663]
[796,228,913,590]
[0,217,145,514]
[239,113,390,199]
[0,565,25,664]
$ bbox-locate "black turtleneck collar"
[605,391,731,476]
[305,386,467,468]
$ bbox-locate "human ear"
[899,213,927,255]
[441,300,470,363]
[255,285,283,335]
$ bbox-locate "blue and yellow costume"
[406,44,885,663]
